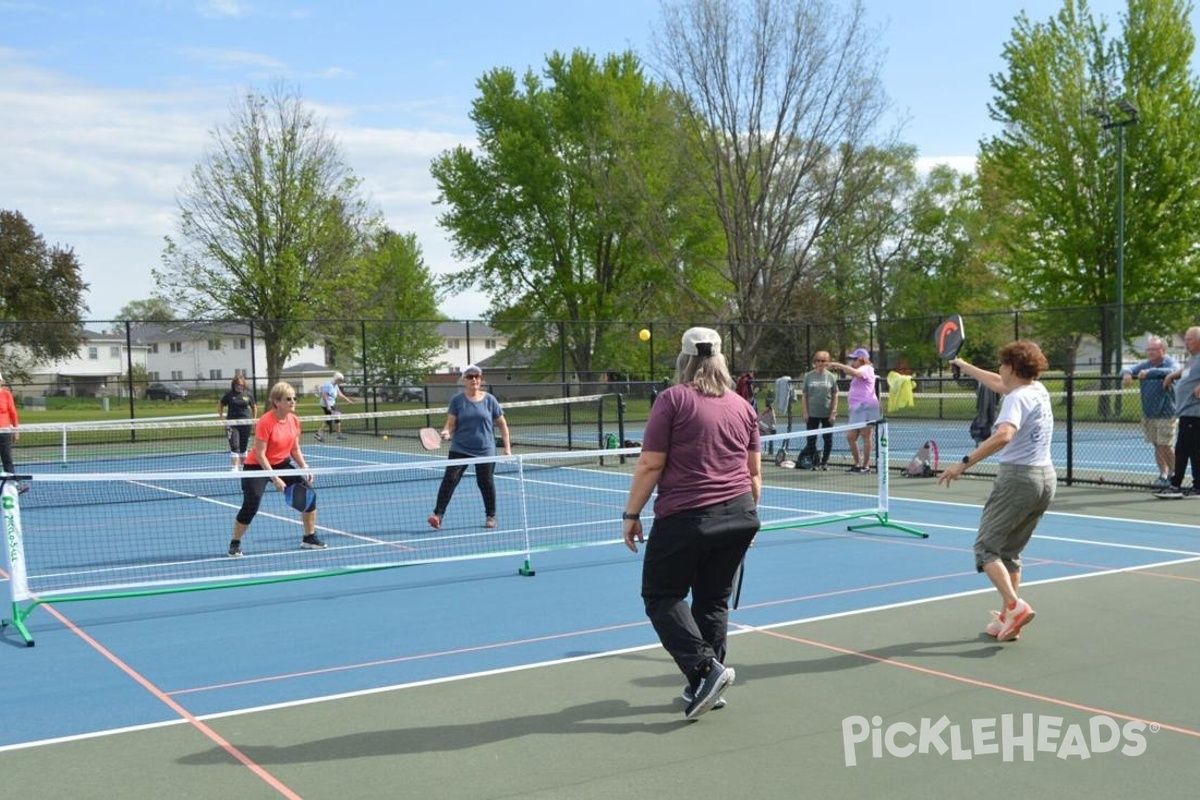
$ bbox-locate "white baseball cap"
[681,327,722,357]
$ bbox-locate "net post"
[514,455,536,576]
[845,420,929,539]
[1,475,36,646]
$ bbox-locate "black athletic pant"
[433,451,498,517]
[640,492,758,682]
[1171,416,1200,489]
[0,432,14,474]
[801,417,834,465]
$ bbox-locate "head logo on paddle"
[935,315,966,377]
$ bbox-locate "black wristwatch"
[961,455,971,464]
[622,512,640,521]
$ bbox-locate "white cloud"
[177,46,287,72]
[0,47,487,321]
[196,0,249,19]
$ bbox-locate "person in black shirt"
[218,376,258,471]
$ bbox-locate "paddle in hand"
[935,315,966,377]
[284,481,317,513]
[419,427,443,451]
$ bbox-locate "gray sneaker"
[301,534,327,549]
[1154,485,1184,499]
[684,660,734,719]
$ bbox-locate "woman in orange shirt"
[0,370,27,493]
[228,381,324,557]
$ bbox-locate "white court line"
[6,487,1196,751]
[6,546,1197,753]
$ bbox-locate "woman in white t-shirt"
[938,340,1054,643]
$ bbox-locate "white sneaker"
[995,600,1034,642]
[983,610,1017,640]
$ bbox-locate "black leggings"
[0,432,14,474]
[433,451,497,517]
[236,462,313,524]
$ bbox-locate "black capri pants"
[236,461,314,524]
[227,422,253,455]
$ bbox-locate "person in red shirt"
[0,371,28,494]
[228,381,325,557]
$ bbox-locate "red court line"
[36,602,303,799]
[168,620,651,696]
[740,623,1200,740]
[169,556,1173,696]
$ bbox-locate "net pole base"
[847,514,929,539]
[3,603,36,647]
[518,557,536,577]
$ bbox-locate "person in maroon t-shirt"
[621,327,761,720]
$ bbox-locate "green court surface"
[1,479,1197,799]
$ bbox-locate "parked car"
[395,383,424,402]
[353,383,424,402]
[144,382,188,401]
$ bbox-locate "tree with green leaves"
[353,229,445,387]
[0,209,89,379]
[432,49,722,379]
[156,85,377,382]
[116,298,177,323]
[980,0,1200,374]
[653,0,894,367]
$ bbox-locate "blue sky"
[0,0,1155,321]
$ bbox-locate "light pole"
[1089,99,1139,377]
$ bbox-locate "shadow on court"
[2,483,1198,799]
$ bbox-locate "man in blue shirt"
[1122,336,1179,487]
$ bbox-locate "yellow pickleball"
[638,329,651,342]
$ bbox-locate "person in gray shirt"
[799,351,839,469]
[1157,327,1200,498]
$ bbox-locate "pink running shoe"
[983,610,1017,640]
[996,599,1035,642]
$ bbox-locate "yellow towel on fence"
[886,372,915,412]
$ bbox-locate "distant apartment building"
[4,320,508,399]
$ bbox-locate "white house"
[4,320,510,399]
[129,322,326,389]
[12,328,151,398]
[435,321,506,373]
